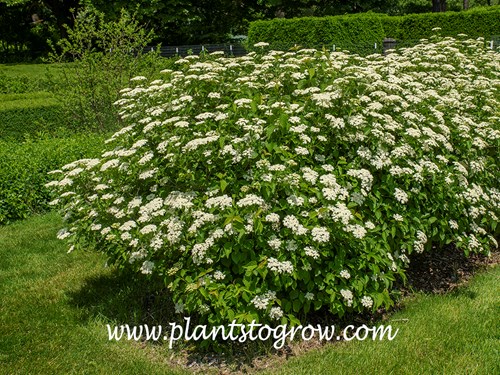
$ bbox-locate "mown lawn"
[269,267,500,375]
[0,62,67,80]
[0,212,498,374]
[0,213,187,375]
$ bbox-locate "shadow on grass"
[67,269,175,326]
[449,288,479,300]
[65,267,366,373]
[66,268,286,372]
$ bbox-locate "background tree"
[432,0,447,11]
[87,0,263,44]
[0,0,79,36]
[0,0,59,60]
[1,0,498,62]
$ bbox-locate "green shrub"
[0,70,37,94]
[378,14,402,39]
[0,134,106,224]
[47,35,499,326]
[248,7,500,52]
[248,13,386,54]
[385,6,500,40]
[0,62,67,94]
[0,93,62,140]
[46,6,175,133]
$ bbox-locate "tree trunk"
[432,0,439,12]
[463,0,469,10]
[432,0,447,12]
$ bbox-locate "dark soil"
[402,245,500,294]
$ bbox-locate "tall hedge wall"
[248,13,386,54]
[382,6,500,40]
[247,6,500,53]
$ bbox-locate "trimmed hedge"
[382,6,500,40]
[0,133,106,224]
[0,70,47,94]
[247,6,500,53]
[248,13,386,54]
[0,93,62,140]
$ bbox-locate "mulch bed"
[402,245,499,294]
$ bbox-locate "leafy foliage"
[248,13,387,54]
[382,5,500,39]
[0,93,60,140]
[0,70,49,94]
[248,6,500,52]
[0,0,65,62]
[48,36,499,326]
[0,134,105,225]
[45,6,171,133]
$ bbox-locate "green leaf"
[283,300,292,313]
[220,179,228,193]
[391,226,396,238]
[293,299,301,313]
[303,302,310,314]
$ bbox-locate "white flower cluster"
[346,169,373,193]
[304,246,320,259]
[340,269,351,279]
[311,227,330,243]
[251,291,276,310]
[413,231,428,253]
[269,306,284,320]
[236,194,265,207]
[267,257,294,274]
[340,289,354,307]
[394,188,409,204]
[283,215,308,235]
[361,296,373,308]
[205,195,232,210]
[267,236,282,250]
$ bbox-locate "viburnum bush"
[47,35,499,325]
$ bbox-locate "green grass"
[0,62,67,79]
[0,62,52,77]
[0,91,54,102]
[0,63,54,95]
[267,269,500,375]
[0,213,188,375]
[0,94,57,109]
[1,212,498,374]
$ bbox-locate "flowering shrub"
[47,36,499,325]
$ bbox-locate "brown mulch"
[401,245,500,295]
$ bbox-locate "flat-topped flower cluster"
[47,35,499,325]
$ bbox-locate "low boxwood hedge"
[0,133,106,224]
[0,93,61,140]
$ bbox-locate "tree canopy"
[1,0,498,61]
